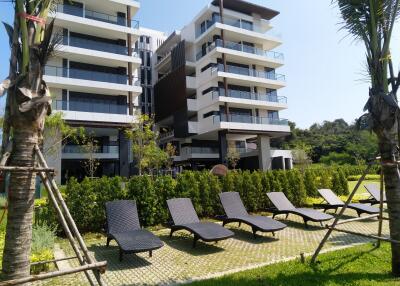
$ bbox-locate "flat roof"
[211,0,279,20]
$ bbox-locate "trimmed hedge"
[40,167,354,233]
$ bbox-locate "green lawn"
[190,243,400,286]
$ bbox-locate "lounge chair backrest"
[318,189,344,205]
[219,192,248,218]
[167,198,200,225]
[365,184,386,201]
[106,200,140,233]
[267,192,295,211]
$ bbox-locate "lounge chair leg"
[286,214,289,219]
[272,214,276,219]
[252,227,257,239]
[320,222,323,227]
[239,222,241,227]
[149,250,153,258]
[193,235,199,248]
[119,249,123,262]
[169,228,174,238]
[272,232,275,237]
[106,237,111,247]
[304,219,308,229]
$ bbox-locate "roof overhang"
[211,0,279,20]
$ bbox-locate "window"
[140,68,145,84]
[146,52,151,67]
[146,36,150,44]
[147,69,152,85]
[140,36,144,43]
[147,88,152,102]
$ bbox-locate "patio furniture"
[105,200,164,261]
[315,189,379,217]
[360,183,387,205]
[167,198,234,247]
[266,192,333,227]
[219,192,287,238]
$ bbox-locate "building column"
[257,135,271,171]
[119,129,130,177]
[127,5,134,115]
[218,130,228,165]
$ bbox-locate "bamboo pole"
[30,256,77,266]
[35,145,106,286]
[36,169,97,286]
[0,262,107,286]
[0,166,54,172]
[335,214,379,225]
[310,163,372,263]
[326,226,400,244]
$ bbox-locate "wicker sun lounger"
[106,200,164,261]
[219,192,287,238]
[360,184,387,205]
[267,192,333,227]
[167,198,234,247]
[315,189,379,217]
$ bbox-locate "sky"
[0,0,399,129]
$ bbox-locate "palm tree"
[0,0,58,280]
[336,0,400,276]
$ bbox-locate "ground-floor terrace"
[38,208,389,285]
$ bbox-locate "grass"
[189,243,400,286]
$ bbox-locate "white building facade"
[154,0,293,171]
[45,0,142,183]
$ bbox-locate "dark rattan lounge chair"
[167,198,234,247]
[315,189,379,217]
[105,200,164,261]
[360,184,387,205]
[266,192,333,227]
[219,192,287,238]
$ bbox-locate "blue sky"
[1,0,399,128]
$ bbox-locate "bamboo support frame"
[0,166,54,172]
[34,145,106,286]
[311,158,392,264]
[30,256,77,266]
[0,261,107,286]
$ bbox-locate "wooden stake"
[377,167,385,247]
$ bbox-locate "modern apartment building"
[136,28,167,116]
[154,0,292,171]
[44,0,142,183]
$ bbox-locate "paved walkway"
[37,210,390,286]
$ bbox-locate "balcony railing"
[66,36,138,56]
[214,114,289,126]
[210,89,287,103]
[196,39,284,61]
[196,15,269,38]
[215,64,285,81]
[57,4,139,28]
[63,145,119,154]
[44,66,140,85]
[54,100,128,115]
[182,147,219,155]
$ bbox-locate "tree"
[81,136,100,179]
[336,0,400,275]
[0,0,59,280]
[291,142,312,172]
[164,142,176,173]
[226,148,240,170]
[125,114,168,175]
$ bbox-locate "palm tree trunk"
[2,127,39,280]
[378,133,400,277]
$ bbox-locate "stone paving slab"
[36,210,390,286]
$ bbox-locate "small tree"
[226,148,240,170]
[164,142,177,173]
[125,114,169,175]
[81,136,100,179]
[291,142,312,173]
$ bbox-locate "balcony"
[214,89,287,104]
[63,145,119,154]
[216,64,285,82]
[57,4,139,28]
[54,100,128,115]
[196,39,283,62]
[66,36,138,56]
[44,66,137,85]
[217,114,289,126]
[196,15,270,38]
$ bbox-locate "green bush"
[30,224,56,274]
[286,169,306,206]
[304,169,318,197]
[338,168,349,195]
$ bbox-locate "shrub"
[221,171,235,193]
[304,169,318,197]
[175,171,201,214]
[286,169,307,206]
[338,168,349,195]
[320,152,355,165]
[30,224,56,274]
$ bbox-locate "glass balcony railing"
[57,4,139,28]
[44,66,140,85]
[214,114,289,126]
[63,145,119,154]
[196,39,284,61]
[67,36,138,56]
[182,147,219,155]
[54,100,128,115]
[196,15,269,38]
[210,89,287,103]
[216,64,286,81]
